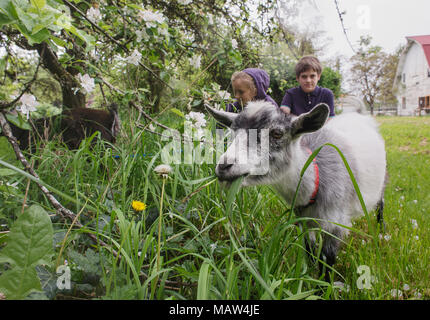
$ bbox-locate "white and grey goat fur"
[207,101,387,272]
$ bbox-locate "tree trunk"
[35,42,86,109]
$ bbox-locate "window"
[402,97,406,109]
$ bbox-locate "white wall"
[396,42,430,115]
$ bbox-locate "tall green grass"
[1,114,429,300]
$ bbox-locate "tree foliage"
[350,35,400,114]
[1,0,342,115]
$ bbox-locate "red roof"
[407,35,430,68]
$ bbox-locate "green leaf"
[31,0,46,10]
[0,12,15,26]
[170,108,184,118]
[5,113,31,130]
[0,205,54,299]
[197,261,211,300]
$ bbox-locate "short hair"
[295,56,322,77]
[231,71,256,92]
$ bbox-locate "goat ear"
[205,104,238,128]
[291,103,329,138]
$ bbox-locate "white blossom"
[16,94,38,119]
[231,39,238,49]
[77,73,95,94]
[185,111,206,129]
[178,0,192,5]
[138,10,165,28]
[127,49,142,66]
[410,219,418,230]
[87,7,102,23]
[136,30,149,43]
[158,26,169,37]
[403,284,410,291]
[217,90,231,100]
[189,55,201,69]
[207,14,214,25]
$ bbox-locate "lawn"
[0,114,429,300]
[335,116,430,299]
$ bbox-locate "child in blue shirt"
[280,56,335,117]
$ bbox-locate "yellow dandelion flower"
[132,200,146,212]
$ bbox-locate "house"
[393,35,430,116]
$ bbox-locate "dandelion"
[333,281,350,293]
[154,164,171,275]
[154,164,172,179]
[132,200,146,212]
[16,93,38,119]
[413,291,422,299]
[209,243,217,253]
[390,289,403,298]
[77,73,95,94]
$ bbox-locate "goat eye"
[270,129,283,139]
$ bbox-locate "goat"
[206,101,387,279]
[3,103,120,151]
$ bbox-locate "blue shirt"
[281,86,335,117]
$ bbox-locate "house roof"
[393,35,430,90]
[407,35,430,68]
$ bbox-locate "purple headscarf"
[226,68,278,113]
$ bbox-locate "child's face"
[232,79,257,106]
[297,69,321,93]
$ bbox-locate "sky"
[302,0,430,59]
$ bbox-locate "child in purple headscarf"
[226,68,279,113]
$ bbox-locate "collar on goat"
[307,147,319,204]
[298,147,319,209]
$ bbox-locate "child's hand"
[280,106,291,114]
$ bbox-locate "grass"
[0,113,429,300]
[335,116,430,299]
